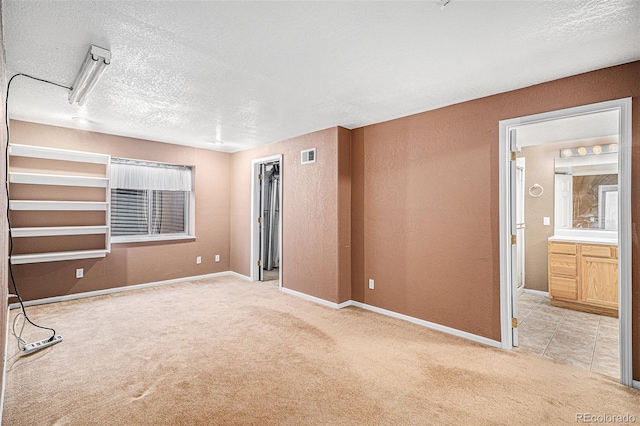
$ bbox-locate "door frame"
[498,98,633,387]
[250,154,283,289]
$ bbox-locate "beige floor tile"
[591,351,620,378]
[517,293,619,378]
[593,339,618,358]
[599,315,619,327]
[596,330,619,347]
[519,318,560,336]
[542,352,591,370]
[559,318,599,337]
[597,322,618,335]
[516,339,548,356]
[528,310,565,324]
[517,307,533,321]
[549,329,596,352]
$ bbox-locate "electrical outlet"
[215,254,220,262]
[76,268,84,279]
[368,279,374,290]
[196,256,202,264]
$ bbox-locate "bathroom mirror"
[554,153,618,230]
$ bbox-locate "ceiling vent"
[301,148,316,164]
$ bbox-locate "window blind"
[111,189,149,236]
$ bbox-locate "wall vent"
[301,148,316,164]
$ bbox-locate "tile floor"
[515,292,619,379]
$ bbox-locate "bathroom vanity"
[548,232,618,317]
[548,151,619,317]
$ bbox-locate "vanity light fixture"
[69,45,111,106]
[560,143,618,158]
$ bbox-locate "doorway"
[499,98,633,387]
[251,155,283,287]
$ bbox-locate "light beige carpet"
[3,277,640,425]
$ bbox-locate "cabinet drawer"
[549,276,578,300]
[549,254,577,277]
[581,244,616,259]
[548,242,576,255]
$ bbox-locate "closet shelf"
[10,249,108,265]
[9,172,109,188]
[9,144,110,164]
[9,200,109,211]
[11,226,109,237]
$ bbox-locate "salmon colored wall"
[229,127,351,303]
[337,127,352,303]
[519,144,556,292]
[350,62,640,380]
[7,121,231,301]
[350,128,365,304]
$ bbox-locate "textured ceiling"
[3,1,640,152]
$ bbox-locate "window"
[110,159,194,242]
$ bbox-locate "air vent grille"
[301,148,316,164]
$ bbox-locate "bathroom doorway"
[499,98,633,386]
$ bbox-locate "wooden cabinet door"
[580,256,618,309]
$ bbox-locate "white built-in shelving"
[10,250,108,265]
[9,143,110,164]
[11,226,109,238]
[8,144,111,264]
[10,172,109,188]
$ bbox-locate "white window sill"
[111,234,196,244]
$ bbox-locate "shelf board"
[10,249,108,265]
[9,144,110,165]
[10,172,109,188]
[9,200,109,211]
[11,226,109,237]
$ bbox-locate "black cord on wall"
[5,74,72,341]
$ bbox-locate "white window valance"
[111,161,192,191]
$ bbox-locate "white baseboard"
[228,271,252,282]
[279,287,349,309]
[523,289,549,298]
[9,271,239,310]
[349,301,502,349]
[279,287,501,349]
[634,380,640,391]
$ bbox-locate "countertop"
[548,229,618,245]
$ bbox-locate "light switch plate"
[543,217,551,226]
[75,268,83,279]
